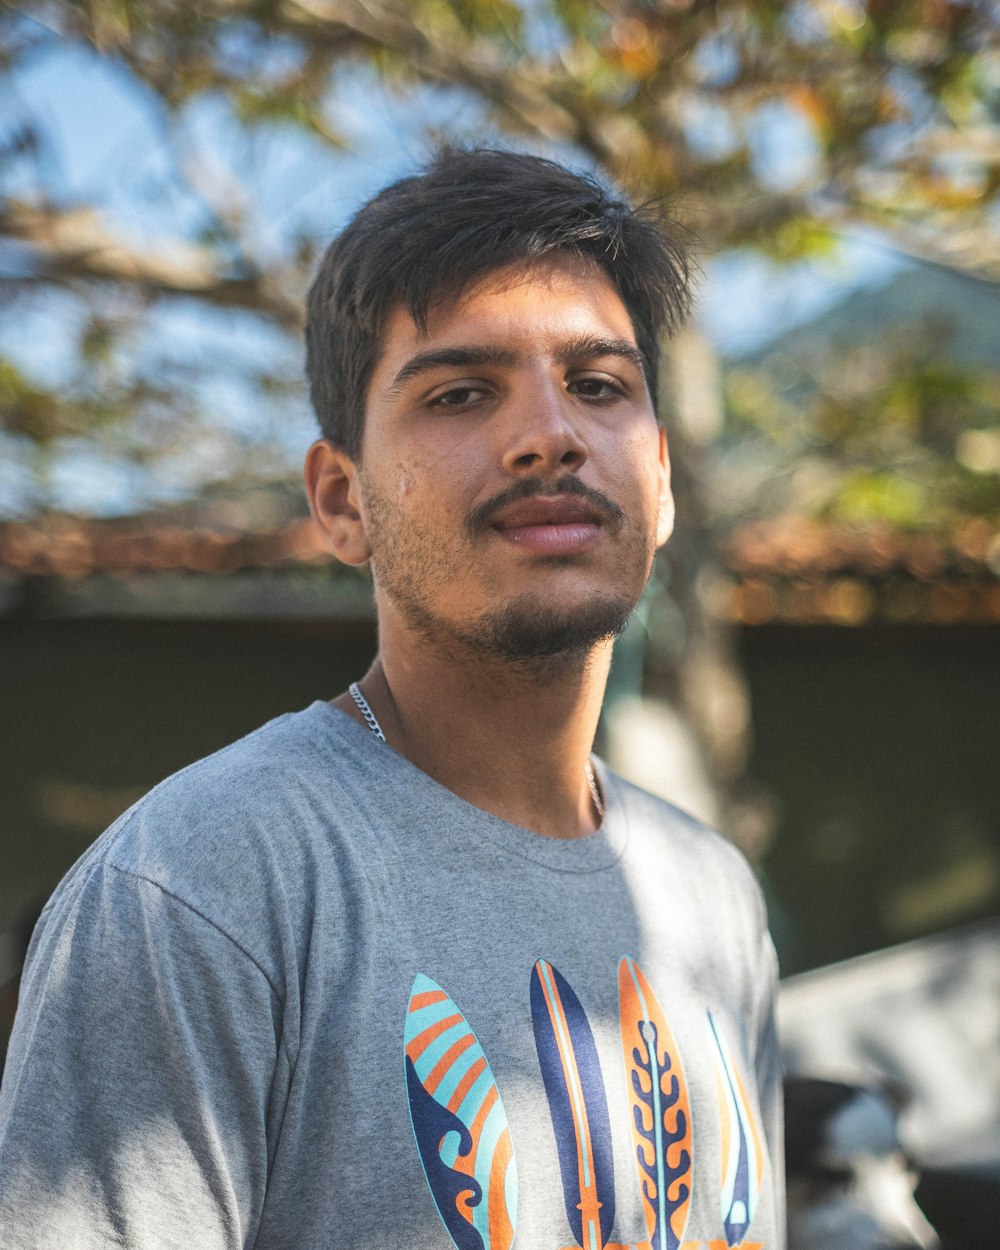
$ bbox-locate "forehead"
[374,255,638,370]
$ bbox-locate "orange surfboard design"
[618,957,694,1250]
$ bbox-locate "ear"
[304,439,371,566]
[655,425,675,548]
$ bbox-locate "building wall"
[744,624,1000,973]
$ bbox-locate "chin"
[473,592,636,662]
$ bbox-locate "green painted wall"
[745,625,1000,973]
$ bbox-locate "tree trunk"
[604,325,774,861]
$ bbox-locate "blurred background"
[1,0,998,1241]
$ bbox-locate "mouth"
[490,495,605,556]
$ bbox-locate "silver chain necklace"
[348,681,605,821]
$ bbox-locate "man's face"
[349,254,673,664]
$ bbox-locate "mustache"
[465,475,627,538]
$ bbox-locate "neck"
[337,615,612,839]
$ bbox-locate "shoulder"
[608,770,779,1045]
[609,769,768,928]
[108,701,344,862]
[43,703,367,979]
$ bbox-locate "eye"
[567,374,626,400]
[428,384,492,409]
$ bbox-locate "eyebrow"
[386,335,646,394]
[387,346,518,394]
[556,335,646,375]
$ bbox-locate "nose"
[500,381,588,477]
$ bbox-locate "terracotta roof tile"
[0,515,329,578]
[720,517,1000,625]
[3,512,999,626]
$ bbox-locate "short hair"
[306,147,692,458]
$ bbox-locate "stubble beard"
[471,590,636,669]
[361,470,652,675]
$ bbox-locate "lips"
[493,496,604,529]
[491,495,604,555]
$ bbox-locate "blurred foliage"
[1,0,999,517]
[718,292,1000,533]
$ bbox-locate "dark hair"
[306,147,692,458]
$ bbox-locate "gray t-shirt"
[0,702,784,1249]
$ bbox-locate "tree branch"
[1,201,304,328]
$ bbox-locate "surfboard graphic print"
[404,974,517,1250]
[530,959,616,1250]
[618,956,693,1250]
[707,1011,765,1248]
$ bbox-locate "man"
[0,148,784,1249]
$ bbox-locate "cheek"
[394,440,488,508]
[616,441,667,518]
[386,459,463,535]
[407,421,490,476]
[607,419,662,477]
[386,454,430,507]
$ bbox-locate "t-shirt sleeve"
[0,860,287,1250]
